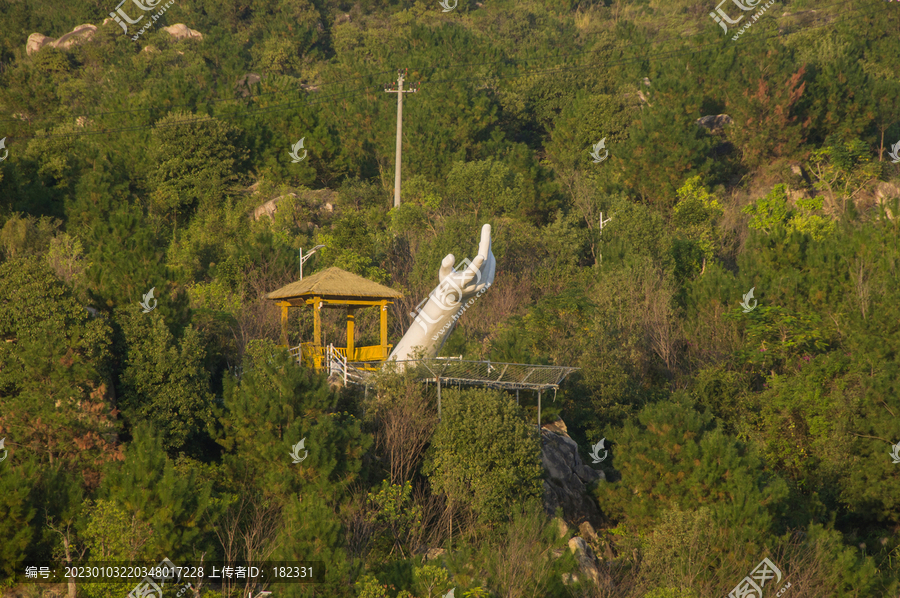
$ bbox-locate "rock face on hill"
[541,419,612,589]
[695,114,733,134]
[252,188,337,222]
[27,24,97,55]
[26,21,203,56]
[163,24,203,41]
[566,537,605,586]
[541,419,603,529]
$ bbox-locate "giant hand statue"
[388,224,496,362]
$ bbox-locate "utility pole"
[384,69,419,208]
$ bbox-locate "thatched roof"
[267,267,402,301]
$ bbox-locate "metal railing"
[327,344,347,383]
[326,344,370,384]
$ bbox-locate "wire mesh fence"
[348,358,578,391]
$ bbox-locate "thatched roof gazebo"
[267,267,403,370]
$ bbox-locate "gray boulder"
[236,73,262,98]
[163,24,203,41]
[541,419,603,529]
[26,33,53,55]
[565,536,609,587]
[695,114,733,134]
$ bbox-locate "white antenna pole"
[598,212,612,264]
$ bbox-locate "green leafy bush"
[423,389,542,526]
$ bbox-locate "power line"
[1,0,890,143]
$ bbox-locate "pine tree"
[0,456,39,577]
[116,309,216,456]
[598,395,788,544]
[99,423,215,561]
[0,256,120,488]
[215,343,369,596]
[216,340,369,498]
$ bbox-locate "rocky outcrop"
[874,181,900,219]
[253,193,298,221]
[875,181,900,203]
[26,21,201,55]
[236,73,262,97]
[565,537,606,586]
[252,189,337,221]
[163,24,203,40]
[26,24,97,55]
[541,419,603,529]
[26,33,53,55]
[695,114,733,134]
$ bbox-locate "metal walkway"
[295,347,578,429]
[381,358,577,392]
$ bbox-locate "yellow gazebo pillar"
[312,297,322,346]
[346,307,356,360]
[312,297,323,370]
[380,300,389,359]
[278,301,291,347]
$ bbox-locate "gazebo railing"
[290,343,393,370]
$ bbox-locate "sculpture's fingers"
[477,224,492,259]
[466,253,485,277]
[459,227,493,289]
[466,224,493,283]
[438,254,455,282]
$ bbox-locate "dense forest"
[1,0,899,596]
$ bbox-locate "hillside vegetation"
[0,0,899,596]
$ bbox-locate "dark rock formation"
[236,73,262,98]
[541,419,603,529]
[695,114,733,134]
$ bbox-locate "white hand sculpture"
[388,224,496,362]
